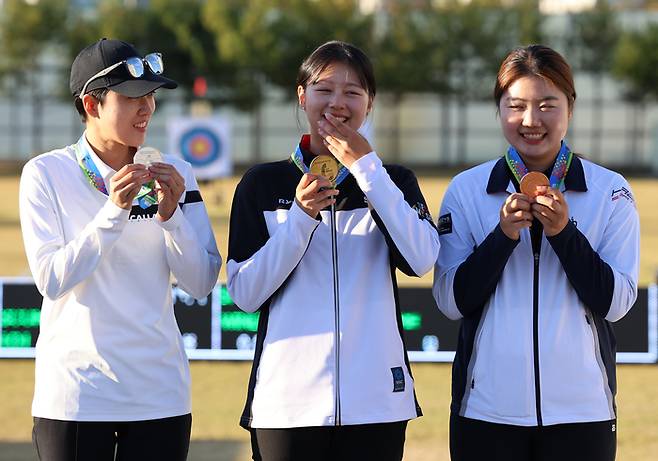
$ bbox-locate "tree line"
[0,0,657,162]
[1,0,656,106]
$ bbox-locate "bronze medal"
[520,171,550,197]
[309,155,339,184]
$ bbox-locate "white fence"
[1,72,657,171]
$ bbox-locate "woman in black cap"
[19,38,221,460]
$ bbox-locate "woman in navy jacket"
[227,41,440,461]
[434,45,639,461]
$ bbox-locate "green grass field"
[1,174,657,460]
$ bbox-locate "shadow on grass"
[189,440,249,460]
[0,440,249,461]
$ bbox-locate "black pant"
[251,421,408,461]
[32,413,192,461]
[450,413,616,461]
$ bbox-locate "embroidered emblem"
[438,213,453,235]
[412,202,432,222]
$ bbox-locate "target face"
[179,127,221,166]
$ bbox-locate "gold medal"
[309,155,339,184]
[520,171,550,197]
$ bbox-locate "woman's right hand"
[500,193,533,240]
[295,173,338,218]
[109,164,151,210]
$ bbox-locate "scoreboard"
[1,277,656,363]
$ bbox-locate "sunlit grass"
[1,173,656,460]
[2,175,656,285]
[1,361,656,461]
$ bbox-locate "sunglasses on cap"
[80,52,164,97]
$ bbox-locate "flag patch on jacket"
[391,367,405,392]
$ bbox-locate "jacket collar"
[299,134,317,167]
[486,153,587,194]
[288,134,323,170]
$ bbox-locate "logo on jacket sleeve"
[437,213,452,235]
[611,187,634,204]
[412,202,432,222]
[391,367,405,392]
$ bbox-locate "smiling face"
[85,90,156,161]
[97,90,155,148]
[499,75,571,171]
[297,61,372,155]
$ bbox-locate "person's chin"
[130,133,147,147]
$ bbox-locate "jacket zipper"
[532,246,543,426]
[330,203,341,425]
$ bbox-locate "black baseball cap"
[70,38,177,98]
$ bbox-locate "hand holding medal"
[531,186,569,236]
[107,163,151,210]
[295,170,337,219]
[505,144,573,237]
[519,171,569,236]
[292,139,342,219]
[134,147,185,221]
[500,192,533,240]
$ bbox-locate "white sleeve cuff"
[157,206,184,231]
[288,199,323,231]
[349,151,381,192]
[96,199,130,228]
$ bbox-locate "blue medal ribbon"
[290,136,350,186]
[505,141,573,190]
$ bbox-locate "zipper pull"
[471,378,475,389]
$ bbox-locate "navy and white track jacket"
[433,155,639,427]
[227,139,439,428]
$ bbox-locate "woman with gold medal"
[433,45,639,461]
[227,41,440,461]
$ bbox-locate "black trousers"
[450,413,616,461]
[251,421,408,461]
[32,413,192,461]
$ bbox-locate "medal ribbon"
[290,142,350,186]
[75,136,158,209]
[505,141,573,190]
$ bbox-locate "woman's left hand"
[317,113,372,168]
[148,162,186,221]
[531,186,569,237]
